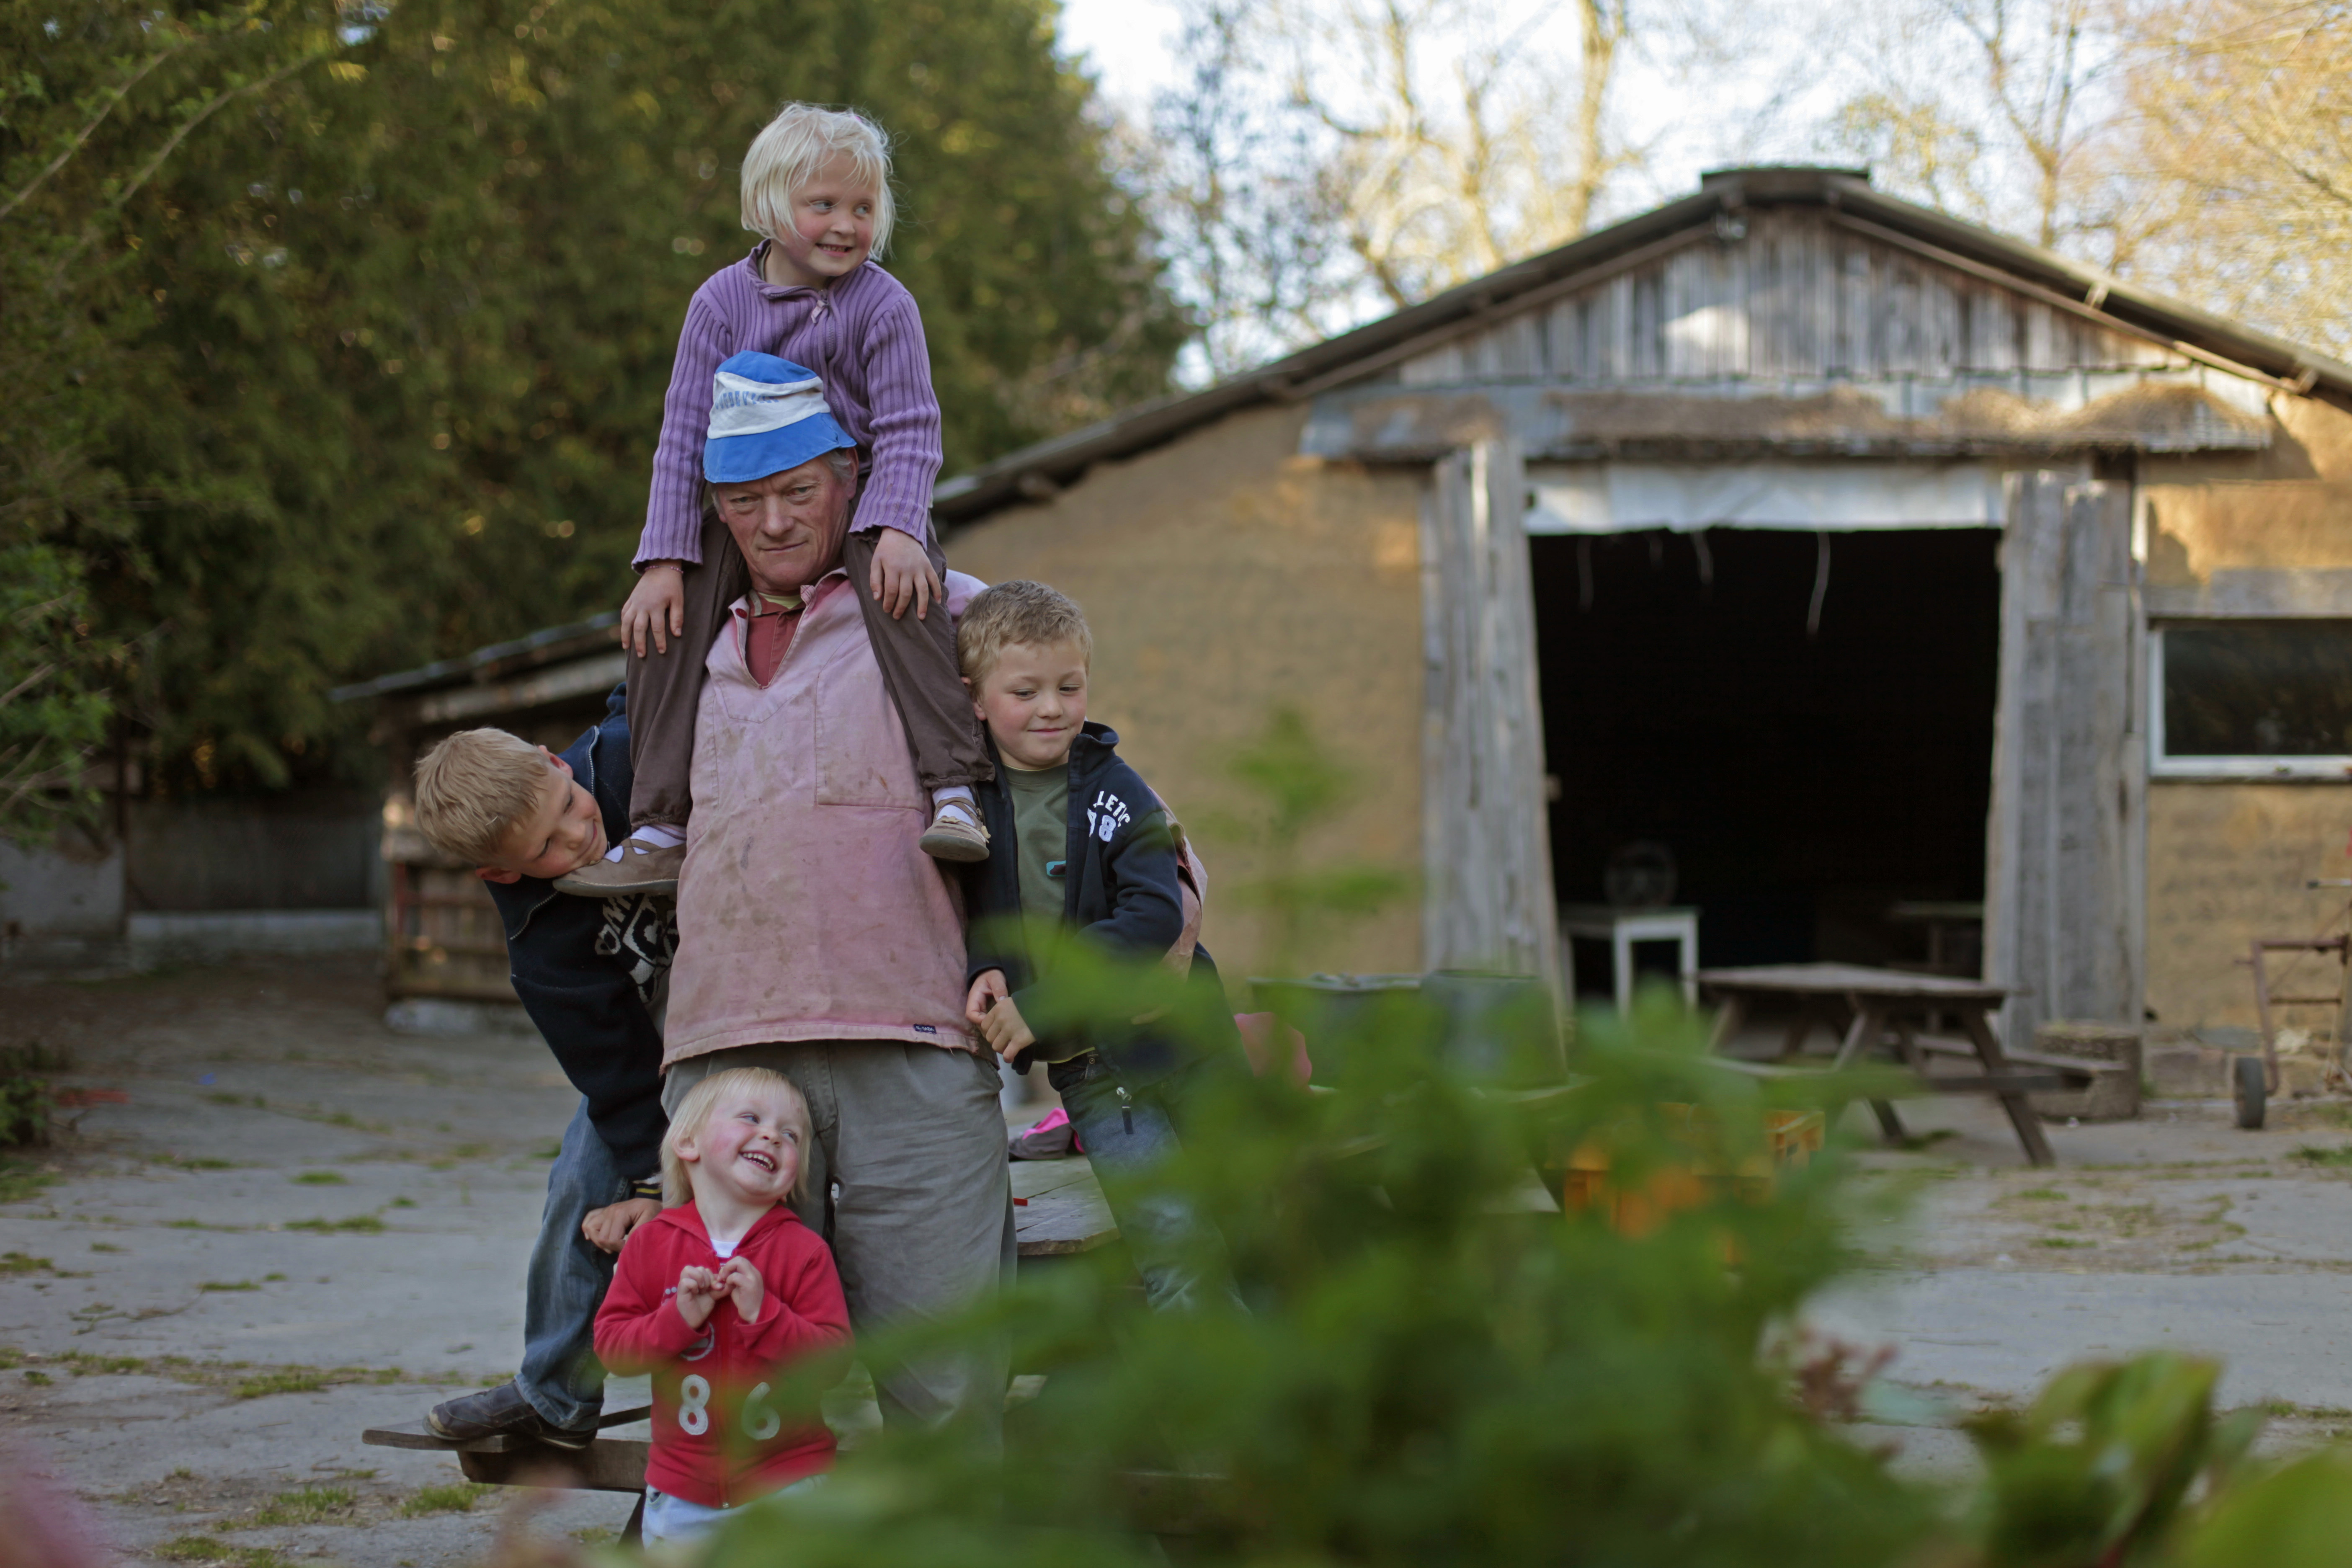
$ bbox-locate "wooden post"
[1983,473,2142,1049]
[1420,441,1561,992]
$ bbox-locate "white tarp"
[1525,461,2004,534]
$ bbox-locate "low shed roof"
[934,165,2352,525]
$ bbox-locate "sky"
[1048,0,1838,220]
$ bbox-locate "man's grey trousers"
[663,1040,1016,1439]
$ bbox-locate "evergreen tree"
[0,0,1183,805]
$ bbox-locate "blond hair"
[740,103,896,257]
[413,728,551,867]
[956,580,1093,685]
[661,1067,812,1208]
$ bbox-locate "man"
[660,351,1013,1434]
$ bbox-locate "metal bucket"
[1249,970,1561,1086]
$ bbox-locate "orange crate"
[1561,1106,1824,1237]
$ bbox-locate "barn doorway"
[1528,527,2002,998]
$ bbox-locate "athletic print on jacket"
[1086,790,1132,844]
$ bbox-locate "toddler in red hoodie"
[594,1066,851,1545]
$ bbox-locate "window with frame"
[2151,620,2352,778]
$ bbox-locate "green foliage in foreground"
[562,971,2352,1568]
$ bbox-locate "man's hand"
[580,1197,660,1255]
[715,1255,766,1323]
[675,1264,721,1331]
[965,970,1009,1032]
[980,990,1037,1064]
[867,527,943,622]
[623,562,686,657]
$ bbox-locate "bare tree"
[1139,1,1357,382]
[1271,0,1633,308]
[2103,0,2352,357]
[1811,0,2132,259]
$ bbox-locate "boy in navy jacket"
[957,582,1233,1310]
[409,685,675,1446]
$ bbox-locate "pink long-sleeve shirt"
[663,567,989,1063]
[636,248,944,567]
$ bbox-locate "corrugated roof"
[330,612,619,704]
[933,165,2352,526]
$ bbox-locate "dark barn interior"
[1530,528,2002,994]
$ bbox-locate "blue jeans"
[1050,1056,1222,1312]
[517,1099,630,1429]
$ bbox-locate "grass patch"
[291,1171,347,1185]
[2036,1237,2094,1249]
[234,1369,328,1399]
[250,1485,356,1525]
[2251,1397,2352,1419]
[0,1161,57,1204]
[22,1369,50,1385]
[2293,1144,2352,1167]
[89,1241,123,1253]
[263,1272,285,1281]
[201,1092,263,1109]
[389,1197,416,1208]
[3,1346,466,1396]
[172,1157,240,1171]
[0,1251,52,1274]
[285,1215,384,1234]
[400,1481,495,1517]
[157,1544,292,1568]
[199,1280,260,1292]
[2014,1187,2067,1202]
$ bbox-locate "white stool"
[1559,904,1700,1014]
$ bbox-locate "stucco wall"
[2143,392,2352,586]
[2146,783,2352,1036]
[2141,392,2352,1036]
[946,404,1426,985]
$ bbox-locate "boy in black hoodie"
[407,688,674,1445]
[957,581,1230,1310]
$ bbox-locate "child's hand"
[715,1255,766,1323]
[965,970,1008,1032]
[868,528,944,622]
[581,1197,660,1255]
[980,991,1037,1064]
[624,562,686,657]
[675,1264,721,1330]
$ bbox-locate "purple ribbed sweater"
[636,247,943,566]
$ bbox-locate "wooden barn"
[937,165,2352,1051]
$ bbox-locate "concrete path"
[0,958,642,1564]
[9,960,2352,1552]
[1812,1091,2352,1474]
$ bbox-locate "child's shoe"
[554,833,683,896]
[918,799,990,863]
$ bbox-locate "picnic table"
[1697,962,2093,1167]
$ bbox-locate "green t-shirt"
[1003,764,1070,941]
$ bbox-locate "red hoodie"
[593,1202,851,1507]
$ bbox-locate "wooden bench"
[360,1158,1125,1533]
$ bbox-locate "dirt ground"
[6,960,2352,1560]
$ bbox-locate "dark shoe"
[553,836,683,896]
[426,1380,597,1450]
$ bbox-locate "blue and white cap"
[702,351,858,484]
